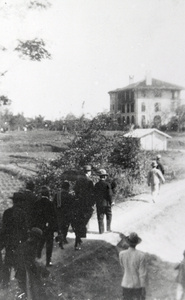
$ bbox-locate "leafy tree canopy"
[14,38,51,61]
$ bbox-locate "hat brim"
[125,236,142,246]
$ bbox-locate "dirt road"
[88,178,185,262]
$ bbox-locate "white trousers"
[151,184,160,202]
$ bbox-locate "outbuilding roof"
[108,78,185,93]
[124,128,171,139]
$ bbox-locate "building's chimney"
[129,75,134,85]
[146,71,152,85]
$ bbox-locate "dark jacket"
[53,190,74,231]
[74,175,95,210]
[22,189,37,229]
[2,205,28,250]
[33,197,55,232]
[94,180,113,208]
[157,162,165,175]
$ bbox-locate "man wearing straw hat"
[119,232,147,300]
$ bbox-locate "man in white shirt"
[119,232,147,300]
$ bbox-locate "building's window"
[131,91,134,100]
[155,102,161,112]
[154,90,162,97]
[122,104,125,113]
[131,115,135,124]
[112,105,115,111]
[141,102,146,112]
[141,90,146,97]
[126,116,130,124]
[172,90,178,99]
[117,117,121,124]
[141,115,146,127]
[127,104,129,113]
[126,91,129,100]
[131,103,134,112]
[118,99,122,111]
[122,116,125,124]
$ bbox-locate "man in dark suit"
[53,180,74,247]
[33,186,55,267]
[1,192,28,287]
[94,169,114,234]
[22,180,37,230]
[74,165,94,250]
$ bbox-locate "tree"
[14,38,51,61]
[28,0,51,10]
[34,115,45,128]
[0,96,11,106]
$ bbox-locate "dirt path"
[87,178,185,261]
[1,178,185,300]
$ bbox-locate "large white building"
[108,75,184,128]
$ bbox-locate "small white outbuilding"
[124,128,171,151]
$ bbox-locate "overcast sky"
[0,0,185,120]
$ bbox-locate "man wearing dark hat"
[74,165,95,249]
[94,169,114,234]
[1,192,28,288]
[119,232,147,300]
[33,186,55,267]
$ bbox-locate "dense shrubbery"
[34,122,150,200]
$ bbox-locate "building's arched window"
[122,116,125,124]
[117,117,121,125]
[131,103,134,112]
[155,102,161,112]
[141,102,146,112]
[122,104,125,113]
[131,115,135,124]
[127,116,130,124]
[153,115,161,128]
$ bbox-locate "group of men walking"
[0,165,115,297]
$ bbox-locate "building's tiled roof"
[108,78,185,93]
[124,128,171,139]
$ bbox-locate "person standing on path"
[119,232,147,300]
[21,180,37,230]
[147,160,165,203]
[74,165,95,249]
[53,180,74,248]
[1,192,28,288]
[94,169,114,234]
[156,154,165,175]
[15,227,50,300]
[33,186,55,267]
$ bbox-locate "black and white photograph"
[0,0,185,299]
